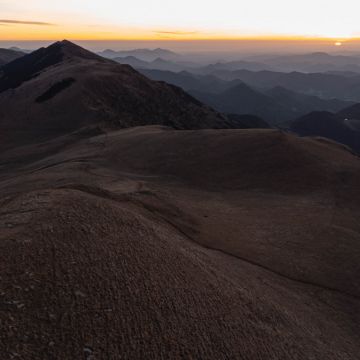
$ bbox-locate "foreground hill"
[1,125,360,359]
[0,48,24,66]
[0,40,228,148]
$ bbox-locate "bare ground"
[1,126,360,359]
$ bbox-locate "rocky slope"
[1,125,359,359]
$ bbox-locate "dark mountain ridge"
[0,48,25,66]
[291,109,360,153]
[0,40,105,93]
[0,40,229,148]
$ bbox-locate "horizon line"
[2,36,360,42]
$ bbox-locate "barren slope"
[0,41,227,149]
[1,126,359,359]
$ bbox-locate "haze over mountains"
[252,52,360,73]
[0,47,25,66]
[102,48,360,73]
[2,41,360,150]
[190,82,354,124]
[106,48,360,150]
[98,47,179,61]
[106,50,360,101]
[1,40,360,359]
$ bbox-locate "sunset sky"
[1,0,360,41]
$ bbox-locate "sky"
[1,0,360,39]
[1,0,360,52]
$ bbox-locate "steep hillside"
[0,41,228,148]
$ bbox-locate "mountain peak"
[309,52,329,56]
[45,40,103,61]
[0,40,106,93]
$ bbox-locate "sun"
[335,42,342,46]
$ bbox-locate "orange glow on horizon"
[1,0,359,46]
[1,25,359,43]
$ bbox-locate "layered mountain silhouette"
[1,40,360,359]
[98,47,178,61]
[0,40,231,148]
[99,48,360,74]
[114,55,150,68]
[258,52,360,73]
[190,83,289,124]
[291,108,360,153]
[139,69,353,125]
[338,103,360,120]
[188,52,360,74]
[115,56,185,72]
[0,48,25,66]
[206,69,360,101]
[140,68,243,93]
[190,83,353,125]
[198,59,273,72]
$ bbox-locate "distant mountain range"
[114,56,187,72]
[112,53,360,101]
[291,107,360,153]
[140,69,243,93]
[203,69,360,101]
[99,49,360,73]
[8,46,32,53]
[0,48,25,66]
[248,52,360,73]
[198,52,360,73]
[190,83,290,125]
[195,60,273,73]
[139,69,354,125]
[98,48,179,61]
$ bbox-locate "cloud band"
[0,19,54,26]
